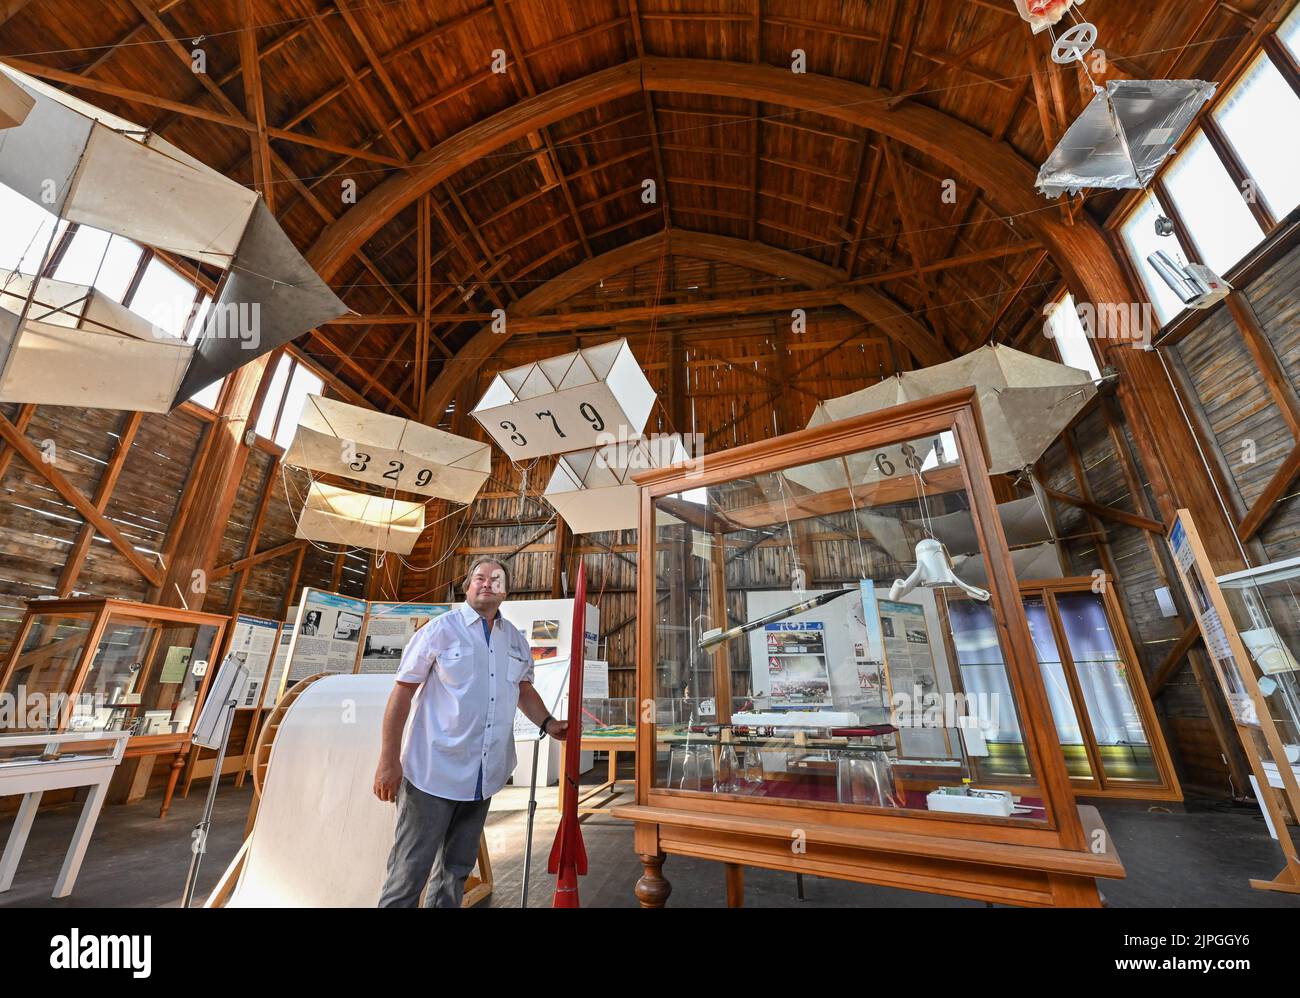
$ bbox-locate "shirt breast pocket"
[506,649,530,684]
[435,646,475,687]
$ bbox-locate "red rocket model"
[548,559,588,907]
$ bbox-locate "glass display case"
[1218,556,1300,764]
[613,388,1124,907]
[0,598,228,745]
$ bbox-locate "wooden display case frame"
[612,389,1125,907]
[0,597,228,816]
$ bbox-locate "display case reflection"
[650,429,1046,820]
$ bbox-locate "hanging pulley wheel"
[1051,21,1098,64]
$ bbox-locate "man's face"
[466,564,508,613]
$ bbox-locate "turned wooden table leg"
[159,752,185,819]
[725,862,745,908]
[635,852,671,908]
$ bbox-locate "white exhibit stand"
[499,597,597,788]
[0,730,129,898]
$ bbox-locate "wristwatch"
[540,715,556,737]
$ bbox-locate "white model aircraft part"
[543,435,687,533]
[0,69,34,129]
[471,338,656,460]
[803,344,1095,475]
[1014,0,1085,33]
[951,541,1065,588]
[283,395,491,504]
[1035,79,1217,199]
[294,482,425,555]
[0,270,191,410]
[889,538,991,602]
[0,63,347,408]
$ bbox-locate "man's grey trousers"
[378,778,490,908]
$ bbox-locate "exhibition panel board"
[613,388,1125,907]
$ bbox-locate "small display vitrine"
[612,388,1124,907]
[0,597,228,815]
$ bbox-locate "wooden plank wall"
[0,402,208,656]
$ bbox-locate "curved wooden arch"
[306,57,1133,314]
[418,228,947,422]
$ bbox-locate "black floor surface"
[2,778,1298,908]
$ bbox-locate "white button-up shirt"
[395,602,533,801]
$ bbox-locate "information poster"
[514,658,569,738]
[228,614,280,709]
[764,621,831,707]
[1170,519,1260,726]
[262,626,295,708]
[358,602,452,673]
[852,581,888,706]
[286,588,369,681]
[878,599,941,700]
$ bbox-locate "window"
[0,182,67,273]
[187,293,213,344]
[1280,3,1300,63]
[1162,132,1264,275]
[189,378,224,411]
[254,353,293,440]
[1044,294,1102,381]
[1213,52,1300,220]
[1119,198,1189,326]
[275,363,324,448]
[127,257,199,337]
[53,227,142,302]
[252,354,325,447]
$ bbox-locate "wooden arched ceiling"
[419,227,951,422]
[0,0,1275,415]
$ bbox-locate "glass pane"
[1163,131,1265,274]
[255,353,293,440]
[274,363,325,448]
[1023,597,1091,778]
[1213,52,1300,219]
[187,293,212,344]
[1217,560,1300,753]
[1044,294,1101,381]
[76,615,219,735]
[1,613,96,731]
[1280,3,1300,63]
[128,258,198,337]
[53,228,142,302]
[1119,199,1188,325]
[0,182,67,273]
[1054,592,1158,783]
[649,426,1048,821]
[190,376,223,411]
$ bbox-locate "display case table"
[616,388,1125,907]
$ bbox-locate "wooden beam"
[56,411,144,596]
[1238,445,1300,542]
[1149,623,1203,697]
[1041,486,1165,533]
[0,403,36,483]
[237,0,275,212]
[888,23,1016,108]
[0,411,162,587]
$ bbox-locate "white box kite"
[294,483,425,555]
[283,395,491,504]
[471,338,656,461]
[543,436,687,534]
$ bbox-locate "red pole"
[548,560,588,907]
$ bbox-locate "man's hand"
[544,718,568,742]
[373,757,402,802]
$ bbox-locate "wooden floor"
[3,771,1299,908]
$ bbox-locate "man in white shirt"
[373,558,566,907]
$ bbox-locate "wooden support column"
[709,524,732,724]
[158,355,277,612]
